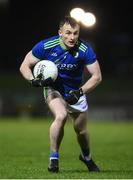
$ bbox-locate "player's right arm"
[19,51,39,81]
[20,50,54,87]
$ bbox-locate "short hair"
[59,16,80,29]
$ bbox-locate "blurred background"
[0,0,133,120]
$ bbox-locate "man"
[20,16,102,173]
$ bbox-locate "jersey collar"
[59,37,68,50]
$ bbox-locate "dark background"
[0,0,133,77]
[0,0,133,119]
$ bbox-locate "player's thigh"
[44,87,67,118]
[49,97,68,118]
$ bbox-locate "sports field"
[0,118,133,179]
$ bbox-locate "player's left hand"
[65,88,83,105]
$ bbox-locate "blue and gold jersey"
[32,35,96,97]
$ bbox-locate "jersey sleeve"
[84,45,97,65]
[32,41,45,60]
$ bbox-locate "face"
[59,23,80,49]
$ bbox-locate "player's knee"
[55,111,68,125]
[74,126,87,135]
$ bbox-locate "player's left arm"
[81,60,102,94]
[65,60,102,105]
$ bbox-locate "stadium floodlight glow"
[81,12,96,27]
[70,8,85,22]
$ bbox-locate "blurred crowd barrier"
[0,74,133,121]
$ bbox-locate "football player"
[20,16,102,172]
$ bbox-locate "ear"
[58,29,62,37]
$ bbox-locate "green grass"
[0,118,133,179]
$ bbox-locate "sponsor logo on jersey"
[57,63,78,70]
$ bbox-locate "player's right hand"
[30,74,44,87]
[30,74,54,87]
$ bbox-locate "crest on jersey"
[74,52,79,58]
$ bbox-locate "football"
[33,60,58,81]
